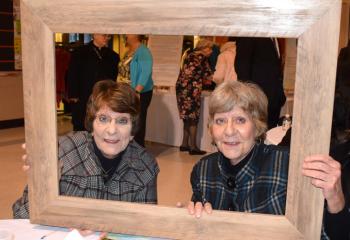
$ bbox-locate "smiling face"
[211,107,256,165]
[92,105,133,159]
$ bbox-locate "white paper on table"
[64,229,85,240]
[265,126,287,145]
[64,230,101,240]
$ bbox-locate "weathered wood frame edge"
[21,1,341,239]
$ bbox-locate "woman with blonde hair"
[188,81,349,239]
[213,41,238,85]
[176,39,214,155]
[126,34,153,147]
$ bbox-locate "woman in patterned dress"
[176,39,213,155]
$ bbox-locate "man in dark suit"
[67,34,120,131]
[234,37,286,129]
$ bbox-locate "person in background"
[188,81,349,239]
[213,41,237,85]
[335,39,350,131]
[126,34,153,147]
[201,36,219,90]
[67,34,120,131]
[13,80,159,219]
[55,45,71,107]
[201,36,220,73]
[117,40,134,85]
[234,37,286,129]
[176,39,213,155]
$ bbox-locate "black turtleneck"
[222,145,255,176]
[92,139,123,183]
[221,146,255,210]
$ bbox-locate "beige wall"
[339,1,350,50]
[0,72,24,121]
[283,39,297,91]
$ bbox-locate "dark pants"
[267,103,282,129]
[134,90,153,147]
[71,101,86,131]
[266,86,286,129]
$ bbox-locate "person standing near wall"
[176,39,213,155]
[67,34,120,131]
[213,41,237,85]
[126,35,154,147]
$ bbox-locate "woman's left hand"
[302,154,345,213]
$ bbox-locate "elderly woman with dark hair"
[188,81,349,239]
[13,80,159,219]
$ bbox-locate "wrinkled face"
[211,107,256,165]
[201,47,213,57]
[92,34,110,48]
[92,106,133,159]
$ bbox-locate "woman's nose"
[224,120,236,136]
[106,122,118,135]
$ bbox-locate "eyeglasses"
[95,114,131,126]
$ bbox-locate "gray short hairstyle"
[208,81,268,141]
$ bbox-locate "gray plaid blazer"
[13,131,159,219]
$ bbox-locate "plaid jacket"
[13,131,159,219]
[191,143,288,214]
[191,143,332,239]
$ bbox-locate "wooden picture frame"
[21,0,341,239]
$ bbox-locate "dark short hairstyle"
[85,80,140,136]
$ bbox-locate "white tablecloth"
[0,220,164,240]
[145,90,216,152]
[265,126,288,145]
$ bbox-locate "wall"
[0,72,24,121]
[339,0,350,50]
[0,0,14,71]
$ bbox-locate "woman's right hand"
[69,229,107,239]
[22,143,30,172]
[187,201,212,218]
[22,144,106,239]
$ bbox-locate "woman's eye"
[236,117,246,124]
[98,115,109,123]
[215,118,226,125]
[117,117,129,125]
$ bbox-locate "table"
[0,220,164,240]
[265,126,288,145]
[145,89,216,152]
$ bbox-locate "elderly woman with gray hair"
[176,39,214,155]
[188,81,350,239]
